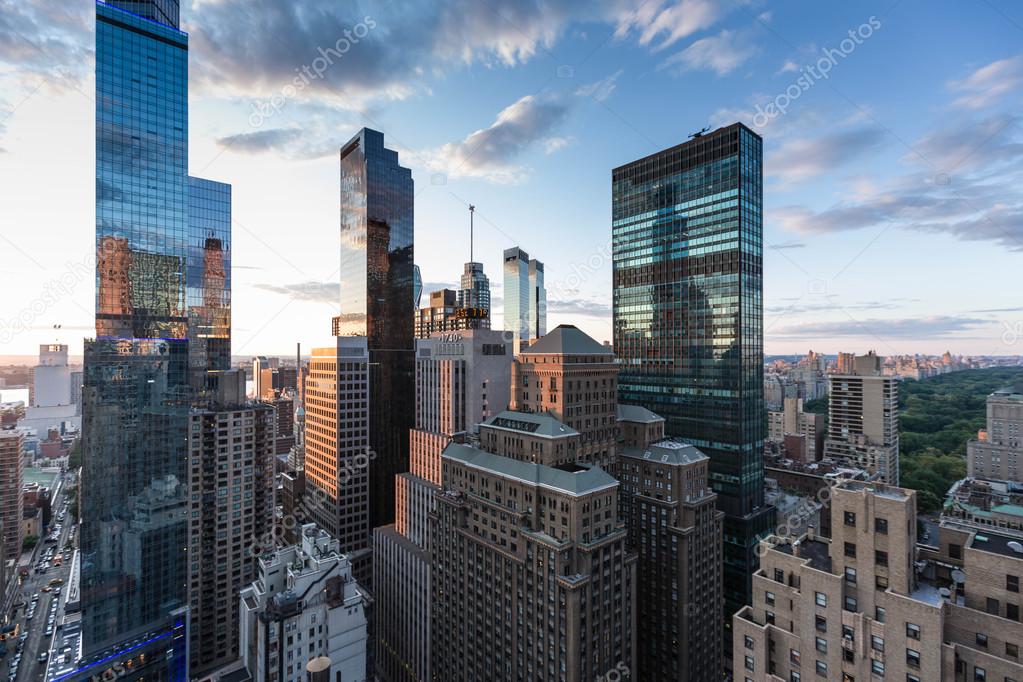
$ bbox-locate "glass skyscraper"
[80,2,230,677]
[503,246,545,347]
[458,261,491,327]
[335,128,415,532]
[612,123,773,635]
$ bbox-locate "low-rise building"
[733,479,1023,682]
[239,523,369,682]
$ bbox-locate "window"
[907,648,921,668]
[790,673,801,682]
[791,649,801,666]
[906,622,920,640]
[1007,642,1019,659]
[842,625,855,640]
[816,660,828,677]
[766,611,775,625]
[775,568,785,583]
[845,567,857,584]
[872,635,885,652]
[815,615,827,633]
[872,660,885,676]
[744,635,755,650]
[844,542,857,558]
[876,574,889,590]
[875,606,886,623]
[815,592,827,607]
[875,549,888,566]
[987,598,1000,615]
[949,543,962,559]
[1008,575,1020,593]
[973,667,986,681]
[766,591,776,606]
[843,648,854,663]
[844,595,857,612]
[1009,603,1020,622]
[844,511,856,527]
[745,656,754,672]
[976,632,988,648]
[907,675,921,682]
[875,517,888,534]
[816,637,827,654]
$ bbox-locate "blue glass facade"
[81,3,230,676]
[95,1,189,341]
[186,176,231,372]
[612,123,774,626]
[336,128,415,531]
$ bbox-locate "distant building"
[512,324,619,471]
[414,288,490,338]
[20,344,80,435]
[968,383,1023,481]
[734,479,1023,682]
[458,261,491,326]
[239,524,369,682]
[768,397,826,461]
[503,247,546,351]
[824,351,900,484]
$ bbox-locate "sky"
[1,0,1022,361]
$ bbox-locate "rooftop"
[969,530,1023,559]
[619,439,707,466]
[482,410,579,438]
[518,324,612,356]
[443,441,618,496]
[837,479,911,500]
[616,404,665,424]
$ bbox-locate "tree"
[23,535,38,551]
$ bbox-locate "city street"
[2,483,74,682]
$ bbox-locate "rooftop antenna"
[469,204,476,264]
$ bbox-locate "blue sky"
[1,0,1022,359]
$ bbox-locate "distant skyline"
[2,1,1022,357]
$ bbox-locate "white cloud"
[949,54,1023,110]
[659,29,758,76]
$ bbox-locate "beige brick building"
[511,324,618,471]
[733,479,1023,681]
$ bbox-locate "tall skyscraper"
[612,123,773,633]
[618,411,724,682]
[186,372,275,676]
[431,433,636,681]
[0,429,24,570]
[81,0,230,674]
[334,128,415,531]
[373,329,512,682]
[824,351,900,484]
[303,338,373,581]
[414,288,489,338]
[503,246,546,349]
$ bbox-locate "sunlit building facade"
[612,123,773,641]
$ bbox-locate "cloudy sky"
[1,0,1022,359]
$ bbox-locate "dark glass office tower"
[335,128,415,533]
[612,123,774,639]
[79,2,230,677]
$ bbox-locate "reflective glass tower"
[335,128,415,533]
[458,261,491,327]
[612,123,773,641]
[503,247,545,347]
[80,2,230,676]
